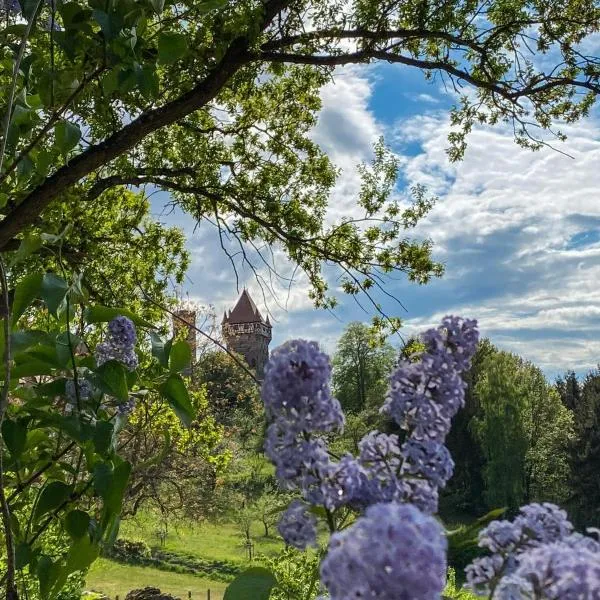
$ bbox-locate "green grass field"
[118,515,283,563]
[84,514,284,599]
[86,559,227,599]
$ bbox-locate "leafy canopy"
[1,0,598,328]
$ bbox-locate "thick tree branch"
[0,0,291,250]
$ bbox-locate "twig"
[0,256,18,600]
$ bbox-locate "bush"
[103,539,152,563]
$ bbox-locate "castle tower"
[222,290,272,379]
[173,303,197,377]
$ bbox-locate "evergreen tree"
[568,369,600,527]
[556,370,582,413]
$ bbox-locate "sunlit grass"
[85,559,227,600]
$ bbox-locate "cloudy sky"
[151,62,600,380]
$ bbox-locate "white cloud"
[392,114,600,375]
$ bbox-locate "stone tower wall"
[223,322,271,379]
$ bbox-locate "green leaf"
[37,555,62,599]
[223,567,277,600]
[51,535,99,596]
[169,339,191,373]
[11,330,52,353]
[10,233,42,266]
[83,305,152,327]
[92,9,123,39]
[55,331,82,367]
[93,421,114,456]
[198,0,227,13]
[12,272,43,325]
[157,33,187,64]
[149,0,164,14]
[135,63,159,99]
[64,510,90,539]
[64,535,99,574]
[159,373,194,427]
[40,273,69,317]
[15,541,33,569]
[150,332,170,367]
[2,418,27,458]
[103,460,131,514]
[54,120,81,157]
[93,462,113,498]
[95,360,129,401]
[34,481,72,523]
[104,513,121,546]
[101,68,121,97]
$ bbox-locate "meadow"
[84,515,284,599]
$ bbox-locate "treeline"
[330,322,600,527]
[445,340,600,527]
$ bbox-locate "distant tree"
[443,339,495,515]
[472,351,531,511]
[556,370,583,413]
[526,388,574,505]
[471,347,574,512]
[196,350,260,426]
[332,323,396,413]
[253,485,285,538]
[568,369,600,526]
[120,387,229,520]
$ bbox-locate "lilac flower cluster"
[382,316,479,441]
[117,398,136,416]
[466,503,600,597]
[354,316,479,514]
[320,503,447,600]
[65,378,93,403]
[277,500,317,550]
[263,340,343,498]
[95,316,138,371]
[0,0,21,13]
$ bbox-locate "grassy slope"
[84,514,284,598]
[118,516,283,563]
[86,559,227,599]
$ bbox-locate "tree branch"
[0,0,292,249]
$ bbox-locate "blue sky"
[151,62,600,381]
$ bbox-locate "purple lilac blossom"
[0,0,21,13]
[381,316,479,441]
[400,438,455,488]
[515,502,573,546]
[117,398,136,416]
[95,316,138,371]
[108,315,137,347]
[277,500,317,550]
[65,378,93,403]
[316,455,364,510]
[262,339,344,433]
[467,503,578,595]
[264,423,330,493]
[320,503,447,600]
[496,540,600,599]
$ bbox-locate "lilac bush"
[261,316,600,599]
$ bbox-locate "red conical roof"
[225,289,267,324]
